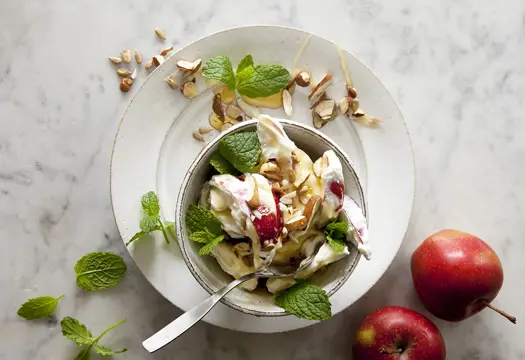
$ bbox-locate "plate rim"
[110,24,416,333]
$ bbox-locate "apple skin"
[353,306,446,360]
[411,229,503,322]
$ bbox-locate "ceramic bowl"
[175,118,367,317]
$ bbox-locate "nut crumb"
[199,126,213,134]
[166,75,178,89]
[192,131,204,141]
[145,60,153,70]
[160,46,174,56]
[116,68,132,77]
[134,50,142,64]
[121,49,131,64]
[152,55,164,67]
[120,78,133,92]
[108,56,122,64]
[155,27,166,40]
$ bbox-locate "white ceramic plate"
[111,25,415,333]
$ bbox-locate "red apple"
[353,306,446,360]
[411,229,516,323]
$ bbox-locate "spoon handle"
[142,273,256,353]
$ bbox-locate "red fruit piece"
[330,181,344,200]
[252,196,283,245]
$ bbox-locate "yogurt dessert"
[188,115,370,294]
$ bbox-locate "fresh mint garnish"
[219,131,261,173]
[74,252,127,291]
[210,152,238,175]
[236,64,290,98]
[275,281,332,320]
[186,206,224,256]
[17,295,64,320]
[61,317,127,358]
[324,221,348,253]
[126,191,174,246]
[202,56,235,90]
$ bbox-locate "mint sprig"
[209,152,238,175]
[202,54,290,98]
[74,252,127,291]
[17,295,64,320]
[126,191,175,246]
[186,205,224,256]
[219,132,261,173]
[324,221,348,254]
[61,317,127,359]
[275,281,332,320]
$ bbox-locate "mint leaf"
[189,230,218,244]
[74,347,91,360]
[186,205,222,235]
[61,317,94,346]
[140,215,161,233]
[198,235,224,256]
[17,294,64,320]
[275,281,332,320]
[324,221,348,253]
[237,54,254,74]
[141,191,160,216]
[95,344,127,356]
[165,221,176,238]
[219,132,261,173]
[236,55,255,86]
[210,152,238,175]
[237,64,290,98]
[125,231,144,246]
[202,56,235,90]
[74,252,127,291]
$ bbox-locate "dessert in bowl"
[175,115,370,316]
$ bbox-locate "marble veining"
[1,0,524,359]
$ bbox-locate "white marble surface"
[1,0,524,359]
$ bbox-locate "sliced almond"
[303,195,322,226]
[176,59,202,76]
[226,105,242,119]
[212,93,225,121]
[181,81,198,98]
[209,112,223,130]
[224,116,240,125]
[280,191,297,205]
[282,89,293,117]
[292,149,312,187]
[299,193,311,205]
[286,79,296,94]
[155,27,166,40]
[108,56,122,64]
[285,215,307,231]
[313,158,323,177]
[199,126,213,134]
[220,122,233,132]
[192,131,204,141]
[237,98,261,119]
[260,161,282,181]
[314,99,336,120]
[121,49,131,64]
[246,177,260,209]
[312,111,327,129]
[116,68,131,77]
[152,55,165,67]
[339,96,351,115]
[352,108,365,118]
[130,68,137,80]
[166,75,178,89]
[351,98,360,113]
[295,71,311,87]
[308,74,333,103]
[145,60,153,70]
[134,50,142,64]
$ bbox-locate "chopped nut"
[246,177,260,209]
[339,96,351,115]
[160,46,174,56]
[280,191,297,205]
[121,49,131,64]
[295,71,311,87]
[176,59,202,76]
[209,112,223,130]
[299,185,309,193]
[314,99,336,120]
[199,126,213,134]
[282,89,293,117]
[134,50,142,64]
[260,161,282,181]
[281,227,288,238]
[152,55,165,67]
[212,94,225,121]
[313,158,322,177]
[237,98,260,119]
[299,193,312,205]
[226,105,242,119]
[303,195,322,227]
[308,74,333,103]
[285,215,307,231]
[108,56,122,64]
[145,60,153,70]
[155,27,166,40]
[351,98,360,113]
[352,108,365,118]
[272,182,285,197]
[192,131,204,142]
[120,78,133,92]
[220,122,233,132]
[166,75,178,89]
[116,68,132,77]
[181,81,198,98]
[348,87,358,98]
[312,111,327,129]
[131,68,137,80]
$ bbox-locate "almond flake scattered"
[181,81,198,98]
[130,68,137,80]
[166,75,178,89]
[199,126,213,134]
[134,50,142,64]
[308,74,333,104]
[339,96,351,115]
[192,131,204,141]
[116,68,132,77]
[155,27,166,40]
[282,89,293,116]
[176,59,202,76]
[108,56,122,64]
[314,99,336,120]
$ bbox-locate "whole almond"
[295,71,311,87]
[155,27,166,40]
[134,50,142,64]
[121,49,131,64]
[120,78,133,92]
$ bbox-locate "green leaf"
[198,235,224,256]
[219,132,262,173]
[324,221,348,253]
[165,221,176,238]
[125,231,145,246]
[74,252,127,291]
[61,317,94,346]
[189,230,218,244]
[210,152,238,175]
[275,281,332,320]
[139,215,161,233]
[94,344,127,356]
[237,54,254,74]
[17,294,63,320]
[141,191,160,216]
[202,56,235,90]
[236,55,255,87]
[236,64,290,98]
[74,347,92,360]
[326,235,345,254]
[186,205,222,235]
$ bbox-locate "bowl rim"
[175,118,368,317]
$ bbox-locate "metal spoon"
[142,241,323,353]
